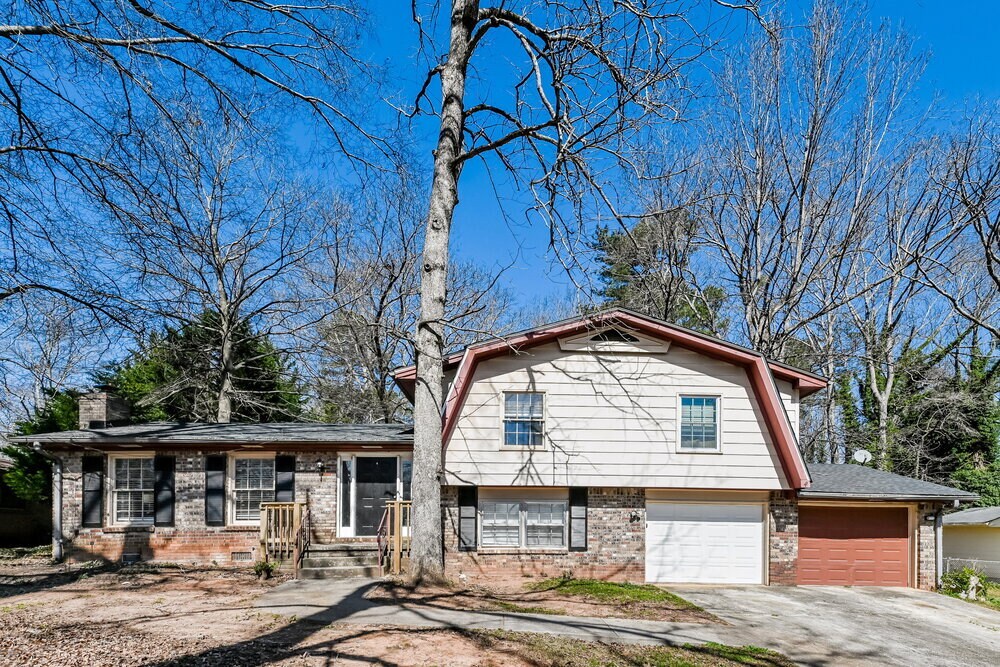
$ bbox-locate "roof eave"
[799,491,979,502]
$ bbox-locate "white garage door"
[646,502,765,584]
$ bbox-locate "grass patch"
[475,630,793,667]
[0,545,51,560]
[530,576,702,609]
[491,600,566,616]
[941,589,1000,613]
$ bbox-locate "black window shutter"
[458,486,478,551]
[275,455,295,502]
[154,455,175,527]
[81,455,104,527]
[205,455,226,526]
[569,487,588,551]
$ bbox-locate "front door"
[355,457,398,536]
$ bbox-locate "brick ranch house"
[17,309,976,588]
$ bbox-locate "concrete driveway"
[676,585,1000,667]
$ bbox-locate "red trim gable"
[394,310,821,489]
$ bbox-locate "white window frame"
[478,489,568,550]
[500,391,546,449]
[228,452,276,526]
[108,452,156,527]
[677,394,723,453]
[335,453,412,538]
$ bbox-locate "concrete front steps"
[298,542,380,580]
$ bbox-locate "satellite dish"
[853,450,873,464]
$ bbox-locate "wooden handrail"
[376,500,412,576]
[260,502,307,567]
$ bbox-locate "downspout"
[935,507,944,588]
[33,443,63,562]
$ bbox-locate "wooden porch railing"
[376,500,412,576]
[260,501,308,576]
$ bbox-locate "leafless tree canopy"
[405,0,755,578]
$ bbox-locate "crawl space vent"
[231,551,253,562]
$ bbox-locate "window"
[526,502,565,547]
[680,396,720,451]
[503,392,544,446]
[234,457,275,522]
[113,457,154,524]
[481,499,567,548]
[481,501,520,546]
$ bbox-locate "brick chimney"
[78,387,130,430]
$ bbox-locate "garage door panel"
[646,502,764,585]
[798,506,910,587]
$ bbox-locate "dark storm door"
[355,457,398,536]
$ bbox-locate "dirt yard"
[0,558,789,667]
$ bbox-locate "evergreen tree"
[591,212,727,335]
[2,390,81,501]
[836,333,1000,482]
[101,313,306,423]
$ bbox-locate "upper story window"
[680,396,720,451]
[234,457,275,522]
[113,457,154,524]
[503,391,544,447]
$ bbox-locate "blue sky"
[367,1,1000,308]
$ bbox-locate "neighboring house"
[14,309,976,588]
[943,507,1000,578]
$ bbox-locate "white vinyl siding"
[943,526,1000,579]
[447,342,790,489]
[113,457,154,524]
[776,379,800,438]
[234,458,275,522]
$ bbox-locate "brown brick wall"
[917,503,938,590]
[56,450,340,565]
[768,493,798,585]
[443,486,646,582]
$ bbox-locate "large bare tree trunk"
[410,0,478,580]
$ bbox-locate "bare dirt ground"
[366,577,719,622]
[0,558,788,667]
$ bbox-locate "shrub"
[941,566,990,601]
[253,560,277,579]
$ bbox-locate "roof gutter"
[798,492,979,502]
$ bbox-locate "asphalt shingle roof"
[943,506,1000,526]
[11,422,413,445]
[802,463,978,501]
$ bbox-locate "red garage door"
[798,506,910,586]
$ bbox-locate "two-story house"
[18,309,975,588]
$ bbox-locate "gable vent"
[590,329,639,343]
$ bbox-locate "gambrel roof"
[394,308,826,489]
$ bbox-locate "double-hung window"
[503,392,544,447]
[525,502,565,547]
[113,457,154,524]
[481,501,520,546]
[234,457,275,522]
[679,395,720,451]
[480,498,567,548]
